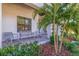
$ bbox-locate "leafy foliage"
[33,3,79,54]
[50,32,54,45]
[0,42,41,56]
[63,40,79,56]
[64,41,76,52]
[71,48,79,56]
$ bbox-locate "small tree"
[33,3,79,55]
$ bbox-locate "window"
[17,16,31,32]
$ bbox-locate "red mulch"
[40,43,71,56]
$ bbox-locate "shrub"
[0,42,41,56]
[63,39,79,56]
[0,45,16,56]
[63,40,76,52]
[71,48,79,56]
[70,41,79,56]
[64,40,79,52]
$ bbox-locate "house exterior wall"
[2,3,52,38]
[0,3,2,48]
[2,3,39,33]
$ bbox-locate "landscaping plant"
[0,42,41,56]
[33,3,79,55]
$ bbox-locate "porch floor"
[2,34,50,47]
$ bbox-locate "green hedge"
[0,42,41,56]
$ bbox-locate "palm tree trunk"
[59,30,64,53]
[56,24,59,54]
[52,24,57,55]
[52,20,58,55]
[59,23,65,53]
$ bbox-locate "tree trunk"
[52,24,57,55]
[52,21,58,55]
[59,31,64,53]
[59,23,65,53]
[56,24,59,54]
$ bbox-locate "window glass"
[17,16,31,32]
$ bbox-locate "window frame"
[17,16,32,32]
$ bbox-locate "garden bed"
[40,43,71,56]
[0,42,78,56]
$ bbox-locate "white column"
[32,19,36,32]
[46,24,52,38]
[32,14,39,32]
[0,3,2,48]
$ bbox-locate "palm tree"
[33,3,79,55]
[33,3,62,54]
[59,3,79,53]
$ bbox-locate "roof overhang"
[24,3,39,10]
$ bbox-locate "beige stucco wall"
[2,3,38,33]
[0,3,2,48]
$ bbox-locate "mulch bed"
[40,43,71,56]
